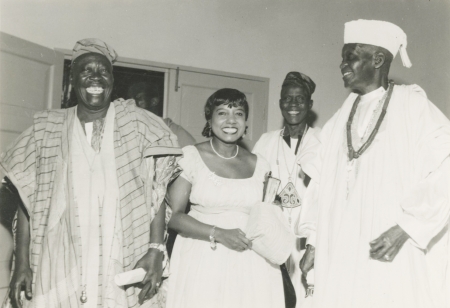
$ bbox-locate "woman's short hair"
[202,88,249,138]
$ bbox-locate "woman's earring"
[243,126,248,137]
[207,122,212,137]
[202,121,212,138]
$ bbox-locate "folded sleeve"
[0,125,36,214]
[154,155,182,225]
[128,100,182,157]
[396,156,450,250]
[152,156,182,207]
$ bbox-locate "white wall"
[1,0,449,131]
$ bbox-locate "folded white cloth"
[114,268,146,286]
[245,201,295,265]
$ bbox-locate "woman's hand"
[215,228,252,252]
[300,244,315,276]
[9,264,33,308]
[134,248,164,305]
[369,225,410,262]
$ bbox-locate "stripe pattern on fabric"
[0,99,182,308]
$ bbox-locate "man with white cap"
[1,38,182,307]
[298,20,450,308]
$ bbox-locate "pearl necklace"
[210,139,239,159]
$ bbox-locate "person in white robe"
[298,19,450,308]
[253,71,320,308]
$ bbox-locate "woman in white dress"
[253,72,320,307]
[165,88,285,308]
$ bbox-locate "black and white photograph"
[0,1,449,307]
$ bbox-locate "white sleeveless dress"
[166,146,285,308]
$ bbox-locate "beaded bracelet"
[149,243,166,253]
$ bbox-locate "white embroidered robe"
[298,85,450,308]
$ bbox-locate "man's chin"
[80,94,112,108]
[79,100,111,110]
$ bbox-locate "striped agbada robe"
[0,99,182,308]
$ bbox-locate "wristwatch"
[149,243,166,253]
[209,226,217,250]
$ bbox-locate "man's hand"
[369,225,410,262]
[134,248,164,305]
[300,244,315,275]
[9,265,33,308]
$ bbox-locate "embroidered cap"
[72,38,117,64]
[344,19,412,68]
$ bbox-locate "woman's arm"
[167,176,251,251]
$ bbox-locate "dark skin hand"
[299,244,315,276]
[369,225,410,262]
[134,249,163,305]
[215,228,252,251]
[9,202,32,308]
[134,201,166,305]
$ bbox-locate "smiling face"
[210,104,247,143]
[71,53,114,112]
[279,86,312,126]
[340,44,377,94]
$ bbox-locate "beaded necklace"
[346,81,394,161]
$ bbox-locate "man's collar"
[360,86,386,102]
